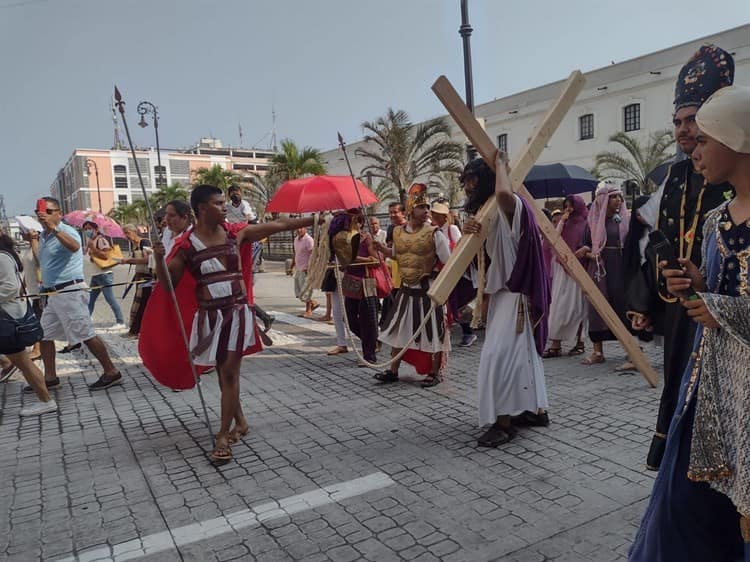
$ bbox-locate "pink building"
[49,139,275,213]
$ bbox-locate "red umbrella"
[266,175,379,213]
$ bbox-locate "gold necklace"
[678,166,706,261]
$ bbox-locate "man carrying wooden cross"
[462,153,551,447]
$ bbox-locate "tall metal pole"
[459,0,477,161]
[138,101,165,191]
[86,159,102,213]
[459,0,474,114]
[115,87,216,452]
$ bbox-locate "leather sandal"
[567,342,585,356]
[477,425,517,447]
[542,347,563,358]
[374,370,398,383]
[582,352,605,365]
[420,374,441,388]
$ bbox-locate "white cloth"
[0,252,26,318]
[696,85,750,154]
[331,289,347,347]
[379,224,450,354]
[373,229,387,246]
[225,199,255,223]
[20,247,39,296]
[187,233,255,366]
[477,196,548,426]
[40,282,96,344]
[547,259,586,341]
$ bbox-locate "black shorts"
[0,345,26,356]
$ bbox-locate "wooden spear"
[427,72,658,387]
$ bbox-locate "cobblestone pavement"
[0,262,663,561]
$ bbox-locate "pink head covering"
[588,182,630,258]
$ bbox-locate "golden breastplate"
[393,225,436,285]
[332,229,360,267]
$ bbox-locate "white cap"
[696,85,750,154]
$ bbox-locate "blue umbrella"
[524,163,599,199]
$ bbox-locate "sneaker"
[24,377,60,393]
[111,323,128,331]
[20,399,58,417]
[59,343,82,354]
[458,334,478,347]
[88,372,123,391]
[0,364,18,383]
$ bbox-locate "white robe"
[477,196,549,426]
[547,259,587,341]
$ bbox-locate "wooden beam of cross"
[427,72,658,388]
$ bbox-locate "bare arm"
[238,216,315,244]
[494,151,515,222]
[152,241,186,289]
[29,232,39,265]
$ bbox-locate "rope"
[471,249,486,329]
[21,278,151,299]
[300,213,330,298]
[333,262,439,370]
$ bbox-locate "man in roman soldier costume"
[147,185,315,463]
[374,183,451,388]
[630,85,750,562]
[636,44,735,470]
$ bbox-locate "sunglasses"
[36,208,60,215]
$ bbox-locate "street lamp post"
[137,101,165,192]
[85,159,102,213]
[459,0,476,161]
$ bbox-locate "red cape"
[138,223,262,390]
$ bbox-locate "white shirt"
[373,229,387,245]
[226,199,256,224]
[439,223,462,246]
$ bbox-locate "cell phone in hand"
[648,230,699,300]
[36,198,47,214]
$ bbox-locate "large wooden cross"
[428,72,658,387]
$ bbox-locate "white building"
[321,24,750,197]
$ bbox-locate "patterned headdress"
[674,44,734,111]
[405,183,429,215]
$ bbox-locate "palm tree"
[268,139,326,181]
[594,130,675,193]
[246,173,282,214]
[356,108,464,206]
[192,164,243,191]
[151,181,188,209]
[108,200,148,225]
[428,171,463,207]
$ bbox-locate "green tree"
[427,171,463,207]
[108,200,148,225]
[268,139,326,181]
[191,164,243,191]
[594,130,675,193]
[151,181,189,209]
[356,108,464,206]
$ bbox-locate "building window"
[497,134,508,153]
[624,103,641,132]
[579,114,594,140]
[154,165,167,187]
[117,194,128,204]
[113,165,126,174]
[115,176,128,189]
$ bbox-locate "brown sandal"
[581,352,605,365]
[209,435,233,463]
[542,347,563,358]
[567,342,585,356]
[228,424,250,444]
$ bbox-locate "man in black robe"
[636,44,734,470]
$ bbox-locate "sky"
[0,0,748,215]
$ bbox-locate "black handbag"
[320,268,337,293]
[0,252,43,351]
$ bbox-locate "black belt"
[42,279,84,293]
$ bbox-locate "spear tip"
[114,86,122,102]
[337,132,345,145]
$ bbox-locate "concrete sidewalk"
[0,261,661,561]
